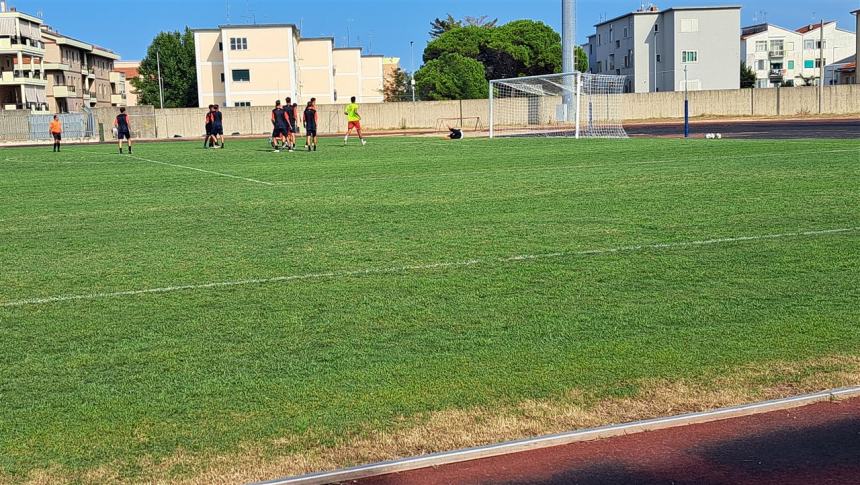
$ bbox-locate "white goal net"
[489,72,628,138]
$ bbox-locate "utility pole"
[410,41,416,102]
[818,18,824,113]
[562,0,576,122]
[156,50,164,109]
[684,65,689,138]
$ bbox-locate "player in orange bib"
[49,115,62,152]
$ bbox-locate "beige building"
[193,23,386,108]
[42,27,125,112]
[114,60,140,106]
[0,6,49,111]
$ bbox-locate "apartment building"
[113,60,140,106]
[585,5,741,93]
[741,21,856,87]
[0,5,49,111]
[193,23,386,108]
[41,27,125,112]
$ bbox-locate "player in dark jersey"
[270,100,290,152]
[303,98,319,151]
[204,105,215,148]
[284,97,297,152]
[114,107,132,154]
[446,126,464,140]
[212,104,224,148]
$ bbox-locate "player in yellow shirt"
[344,96,367,146]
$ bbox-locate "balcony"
[43,62,71,71]
[0,70,47,86]
[111,93,126,105]
[109,71,125,84]
[769,69,786,81]
[768,50,785,58]
[52,85,77,97]
[0,37,45,54]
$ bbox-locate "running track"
[349,397,860,485]
[626,118,860,139]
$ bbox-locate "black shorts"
[212,125,224,136]
[52,133,62,141]
[272,127,287,138]
[306,128,317,137]
[205,124,212,136]
[449,130,463,140]
[118,130,131,140]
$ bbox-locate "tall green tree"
[384,67,411,102]
[132,28,197,108]
[740,62,757,88]
[414,53,488,101]
[481,20,563,79]
[430,14,498,38]
[424,26,493,63]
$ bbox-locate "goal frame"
[489,71,627,139]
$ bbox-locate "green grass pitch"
[1,136,858,481]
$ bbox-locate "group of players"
[48,96,375,154]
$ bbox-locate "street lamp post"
[410,41,416,102]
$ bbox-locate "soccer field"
[1,137,859,483]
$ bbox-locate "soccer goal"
[489,72,628,139]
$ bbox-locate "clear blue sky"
[14,0,859,69]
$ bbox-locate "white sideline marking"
[129,154,276,186]
[76,150,275,186]
[2,227,857,309]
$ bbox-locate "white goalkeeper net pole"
[489,72,628,138]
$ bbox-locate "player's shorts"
[212,124,224,136]
[449,130,463,140]
[306,128,317,137]
[291,125,300,134]
[117,129,131,140]
[272,127,287,138]
[348,120,361,130]
[51,133,62,141]
[205,124,212,136]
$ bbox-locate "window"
[804,59,814,69]
[656,54,661,63]
[220,73,225,83]
[231,69,250,82]
[755,41,768,52]
[815,58,826,68]
[598,34,602,45]
[680,19,699,33]
[615,40,620,49]
[785,42,794,51]
[230,37,248,50]
[623,27,628,38]
[816,40,826,49]
[609,26,614,42]
[804,40,815,50]
[234,101,251,107]
[681,51,698,63]
[756,60,766,70]
[219,42,223,51]
[769,40,784,53]
[596,61,602,73]
[609,54,615,70]
[787,60,795,70]
[654,24,659,33]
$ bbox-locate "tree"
[740,62,757,88]
[132,28,197,108]
[430,14,498,38]
[574,46,589,73]
[424,26,493,63]
[384,67,411,102]
[429,14,462,38]
[414,53,488,101]
[481,20,563,79]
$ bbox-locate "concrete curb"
[252,386,860,485]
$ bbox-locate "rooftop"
[594,5,741,28]
[796,21,834,34]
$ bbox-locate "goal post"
[489,72,628,139]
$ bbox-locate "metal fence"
[28,111,95,141]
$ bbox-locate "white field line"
[272,148,858,187]
[76,150,275,186]
[2,226,857,309]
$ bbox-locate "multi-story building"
[113,60,140,106]
[41,27,125,112]
[193,23,386,108]
[741,20,856,88]
[0,4,49,111]
[585,5,741,93]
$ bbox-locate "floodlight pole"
[574,71,581,139]
[489,80,494,139]
[562,0,576,122]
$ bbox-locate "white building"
[585,5,741,93]
[740,21,856,88]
